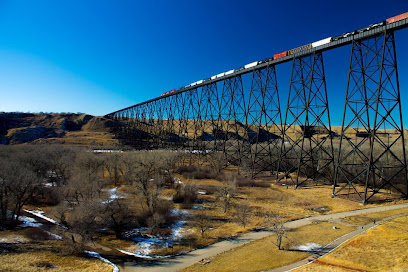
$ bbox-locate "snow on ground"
[18,210,65,239]
[102,187,120,204]
[117,249,155,259]
[132,236,162,256]
[174,177,183,185]
[85,251,119,272]
[19,215,43,228]
[297,243,322,251]
[23,209,62,227]
[121,208,191,258]
[117,248,174,259]
[171,220,187,240]
[44,230,63,240]
[93,149,123,153]
[171,208,190,217]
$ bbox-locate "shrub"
[175,165,197,174]
[173,182,198,204]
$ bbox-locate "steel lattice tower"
[333,31,408,203]
[199,82,220,153]
[245,65,283,178]
[279,52,334,187]
[218,75,247,166]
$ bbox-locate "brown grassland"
[180,207,408,272]
[180,221,355,272]
[0,234,113,272]
[341,206,408,225]
[295,215,408,272]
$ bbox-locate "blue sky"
[0,0,408,125]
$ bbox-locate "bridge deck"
[107,18,408,116]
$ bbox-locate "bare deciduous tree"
[0,154,41,228]
[235,201,252,227]
[217,174,237,213]
[66,200,103,251]
[103,198,137,238]
[194,211,211,238]
[206,152,228,174]
[147,212,165,234]
[268,213,287,250]
[104,153,123,186]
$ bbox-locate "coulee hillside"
[0,112,121,147]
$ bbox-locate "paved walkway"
[121,203,408,272]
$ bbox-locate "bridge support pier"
[218,75,247,169]
[278,51,334,187]
[333,31,408,203]
[245,65,283,178]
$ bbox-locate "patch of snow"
[44,182,54,188]
[23,209,62,227]
[192,205,205,210]
[85,251,119,272]
[123,208,191,258]
[118,248,155,259]
[132,236,163,256]
[102,187,120,204]
[171,208,190,217]
[19,215,42,228]
[93,149,123,153]
[174,178,183,185]
[171,220,187,240]
[197,191,206,195]
[44,230,63,240]
[117,248,174,259]
[297,243,322,251]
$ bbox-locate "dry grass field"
[0,233,113,272]
[33,131,120,147]
[180,221,355,272]
[341,207,408,225]
[0,252,113,272]
[295,215,408,272]
[123,170,405,257]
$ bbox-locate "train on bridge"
[161,11,408,97]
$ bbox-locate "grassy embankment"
[0,232,113,272]
[181,207,408,272]
[180,221,354,272]
[296,214,408,272]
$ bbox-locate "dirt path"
[121,203,408,272]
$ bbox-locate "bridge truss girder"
[107,31,408,203]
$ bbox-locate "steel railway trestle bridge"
[106,15,408,204]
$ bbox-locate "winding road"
[121,203,408,272]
